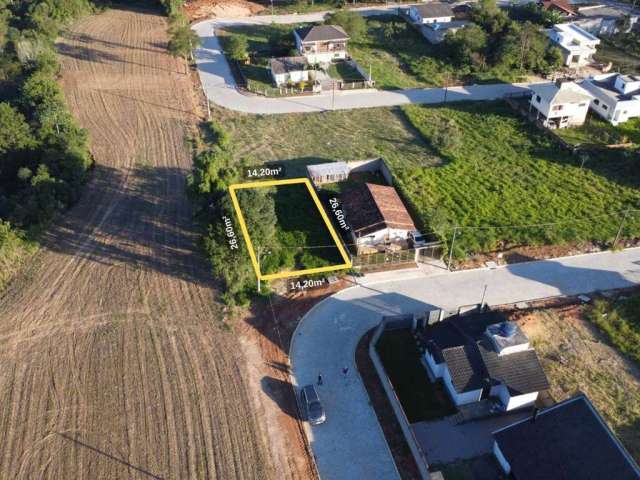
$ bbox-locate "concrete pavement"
[290,248,640,479]
[192,8,537,114]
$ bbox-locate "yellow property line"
[228,178,352,281]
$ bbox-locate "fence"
[352,248,417,270]
[369,316,431,480]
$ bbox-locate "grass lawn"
[348,16,525,90]
[595,42,640,74]
[399,102,640,255]
[589,295,640,365]
[376,328,456,423]
[554,114,640,146]
[522,306,640,462]
[235,183,344,275]
[326,61,365,82]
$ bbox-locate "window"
[579,102,587,107]
[552,104,564,111]
[602,104,608,110]
[594,99,600,106]
[536,95,541,103]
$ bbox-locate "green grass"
[326,61,365,82]
[236,183,343,275]
[595,42,640,74]
[399,102,640,255]
[376,328,457,422]
[555,115,640,146]
[590,295,640,365]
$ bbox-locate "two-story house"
[408,3,469,44]
[581,73,640,125]
[546,23,600,67]
[293,25,349,65]
[529,81,594,128]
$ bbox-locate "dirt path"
[0,7,275,479]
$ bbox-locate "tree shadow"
[261,375,300,419]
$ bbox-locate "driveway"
[290,248,640,479]
[192,7,537,114]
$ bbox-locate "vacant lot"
[400,102,640,255]
[555,114,640,146]
[595,42,640,74]
[519,304,640,461]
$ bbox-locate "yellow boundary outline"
[228,178,352,281]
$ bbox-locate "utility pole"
[332,81,336,110]
[443,73,450,104]
[480,284,488,310]
[447,226,458,271]
[613,209,631,249]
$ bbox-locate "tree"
[225,35,248,62]
[498,22,550,73]
[0,103,35,155]
[325,11,366,41]
[168,22,202,62]
[445,24,488,65]
[471,0,508,35]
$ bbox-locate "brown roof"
[540,0,576,15]
[342,183,416,236]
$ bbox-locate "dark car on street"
[300,384,326,425]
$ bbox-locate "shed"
[306,162,350,185]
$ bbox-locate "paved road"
[289,248,640,479]
[192,8,536,114]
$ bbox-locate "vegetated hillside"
[400,102,640,256]
[0,5,278,479]
[0,0,94,285]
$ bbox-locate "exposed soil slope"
[0,7,274,479]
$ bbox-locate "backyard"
[519,301,640,462]
[554,114,640,146]
[376,328,457,423]
[595,41,640,74]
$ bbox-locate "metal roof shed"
[306,162,350,185]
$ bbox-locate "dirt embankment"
[184,0,265,21]
[0,6,278,479]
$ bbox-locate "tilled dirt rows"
[0,7,274,479]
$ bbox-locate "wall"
[443,368,483,406]
[424,351,444,379]
[346,158,394,185]
[369,318,431,479]
[355,227,412,246]
[493,441,512,474]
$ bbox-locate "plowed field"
[0,6,276,479]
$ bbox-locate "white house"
[492,395,640,479]
[529,81,593,128]
[420,313,549,412]
[573,4,639,37]
[581,73,640,125]
[408,2,454,24]
[546,23,600,67]
[341,183,416,249]
[294,25,349,65]
[269,56,311,87]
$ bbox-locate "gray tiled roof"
[412,2,454,18]
[494,395,640,479]
[295,25,349,43]
[269,56,308,75]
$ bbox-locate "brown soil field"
[0,6,282,479]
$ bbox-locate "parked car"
[300,385,326,425]
[408,231,427,247]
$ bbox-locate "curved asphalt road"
[192,7,537,114]
[290,248,640,479]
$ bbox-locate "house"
[306,161,350,185]
[574,4,639,37]
[341,183,416,248]
[408,2,455,24]
[418,312,550,411]
[546,23,600,67]
[493,394,640,479]
[269,56,311,87]
[539,0,577,17]
[529,81,593,128]
[408,3,469,44]
[294,25,349,65]
[582,73,640,125]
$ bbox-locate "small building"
[539,0,577,17]
[493,394,640,479]
[529,81,593,128]
[574,4,639,37]
[418,312,550,411]
[546,23,600,67]
[269,56,310,87]
[582,73,640,125]
[408,2,455,24]
[294,25,349,65]
[306,161,350,185]
[341,183,416,248]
